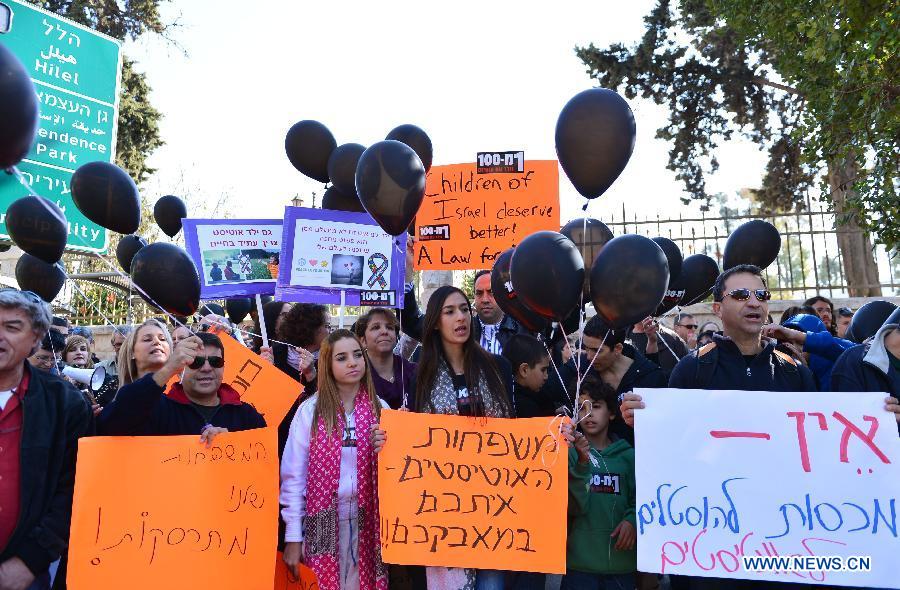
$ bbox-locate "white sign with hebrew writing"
[634,388,900,589]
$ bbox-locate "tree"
[576,0,898,296]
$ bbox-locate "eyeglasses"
[676,323,699,330]
[188,355,224,370]
[724,288,771,302]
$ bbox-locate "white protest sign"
[635,388,900,589]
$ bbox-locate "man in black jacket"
[831,310,900,432]
[98,332,265,438]
[621,265,820,590]
[0,290,92,590]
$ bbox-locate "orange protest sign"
[167,330,301,428]
[218,333,301,427]
[67,428,278,590]
[377,410,568,573]
[274,552,320,590]
[413,161,560,270]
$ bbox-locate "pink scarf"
[304,388,387,590]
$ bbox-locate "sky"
[125,0,769,225]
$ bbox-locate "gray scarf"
[425,359,509,418]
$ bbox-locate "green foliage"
[29,0,165,182]
[576,0,899,250]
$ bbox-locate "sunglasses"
[677,323,699,330]
[188,355,224,370]
[724,288,771,302]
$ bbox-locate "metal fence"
[604,199,899,300]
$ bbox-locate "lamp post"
[290,194,302,208]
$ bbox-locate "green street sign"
[0,0,122,253]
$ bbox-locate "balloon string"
[539,334,571,416]
[576,328,609,391]
[655,325,683,361]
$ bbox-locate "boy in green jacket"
[565,373,637,590]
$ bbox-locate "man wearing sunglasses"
[97,332,265,440]
[623,266,817,405]
[672,312,698,349]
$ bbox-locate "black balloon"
[385,124,433,172]
[561,217,614,301]
[510,231,585,321]
[327,143,366,196]
[0,45,39,169]
[284,120,336,183]
[70,161,141,234]
[5,196,68,263]
[590,234,669,329]
[15,254,65,302]
[153,195,187,238]
[130,243,200,317]
[321,185,365,213]
[677,254,721,307]
[723,219,781,270]
[225,298,253,324]
[200,302,225,317]
[652,238,683,284]
[116,234,147,273]
[355,140,426,236]
[555,88,636,199]
[651,237,684,315]
[490,248,550,333]
[561,218,614,269]
[845,300,898,344]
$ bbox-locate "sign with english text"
[635,388,900,588]
[413,161,559,271]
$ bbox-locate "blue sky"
[125,0,768,225]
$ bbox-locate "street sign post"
[0,0,122,253]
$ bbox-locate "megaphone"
[62,365,107,392]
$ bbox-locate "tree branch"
[752,76,801,95]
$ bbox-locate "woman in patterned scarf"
[280,329,389,590]
[412,285,515,590]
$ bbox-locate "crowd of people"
[1,262,898,590]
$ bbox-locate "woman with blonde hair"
[116,318,174,386]
[280,329,387,590]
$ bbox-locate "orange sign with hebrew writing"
[68,428,278,590]
[274,552,320,590]
[413,161,560,270]
[377,410,568,573]
[218,333,301,427]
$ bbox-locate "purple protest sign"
[183,219,282,298]
[277,207,406,307]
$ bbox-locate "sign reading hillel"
[635,388,900,588]
[0,0,123,253]
[377,410,568,573]
[413,161,559,271]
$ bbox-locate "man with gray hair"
[0,290,92,590]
